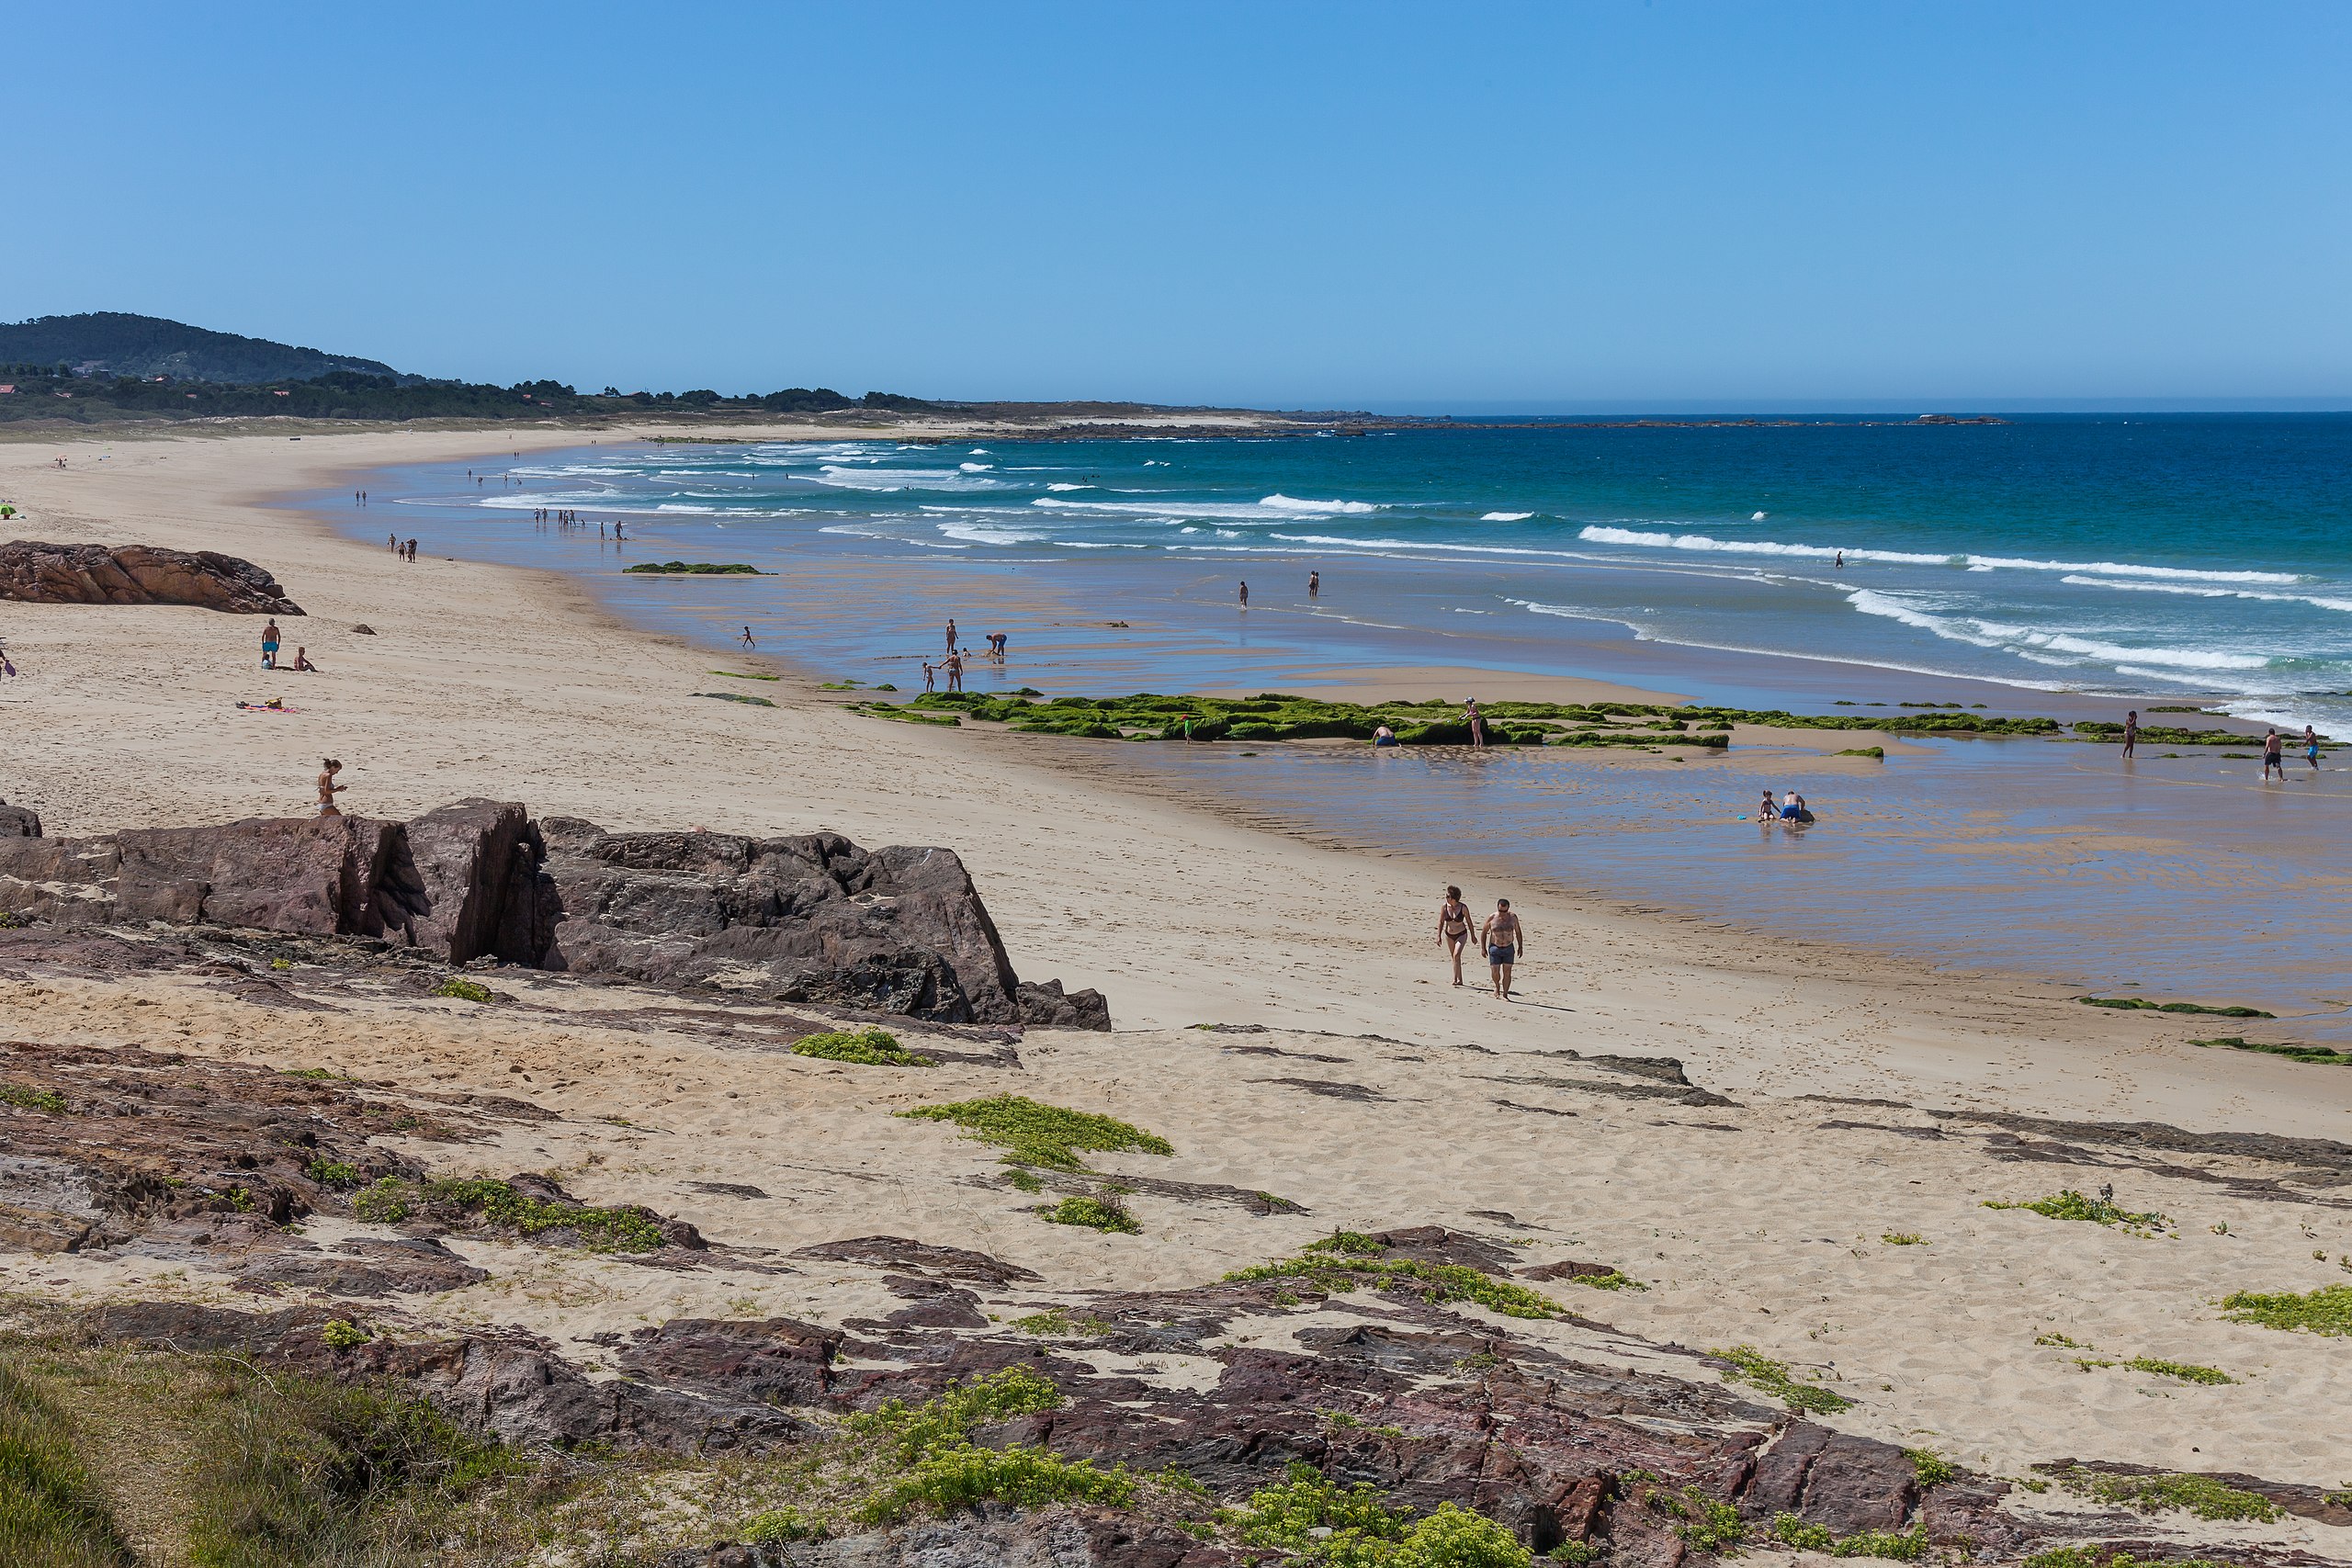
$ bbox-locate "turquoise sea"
[334,415,2352,1033]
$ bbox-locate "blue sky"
[4,2,2346,409]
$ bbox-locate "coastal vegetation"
[1038,1192,1142,1234]
[2044,1466,2279,1522]
[695,691,777,706]
[428,977,495,1004]
[1706,1346,1856,1415]
[1224,1233,1567,1321]
[791,1028,932,1067]
[895,1095,1172,1170]
[1983,1190,2168,1235]
[2218,1284,2352,1335]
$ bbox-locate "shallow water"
[320,433,2352,1035]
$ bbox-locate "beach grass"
[895,1095,1172,1170]
[1225,1234,1567,1320]
[790,1029,931,1067]
[2217,1284,2352,1336]
[1983,1190,2168,1235]
[1707,1345,1856,1414]
[2045,1466,2279,1522]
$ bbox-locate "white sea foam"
[935,522,1047,545]
[1260,493,1380,514]
[1846,588,2274,671]
[1046,482,1091,491]
[959,462,992,472]
[1581,525,2301,584]
[809,465,1001,492]
[1481,512,1535,522]
[2061,575,2352,615]
[967,447,990,455]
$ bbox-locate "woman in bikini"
[1436,886,1473,987]
[316,759,346,818]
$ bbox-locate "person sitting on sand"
[316,759,346,817]
[261,619,280,670]
[1437,886,1472,987]
[1758,788,1779,822]
[1373,724,1397,748]
[1480,898,1524,999]
[291,647,318,672]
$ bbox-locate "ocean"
[332,415,2352,1032]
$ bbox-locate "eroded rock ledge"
[0,539,303,614]
[0,799,1107,1027]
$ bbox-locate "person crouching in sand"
[1480,897,1524,999]
[316,759,346,817]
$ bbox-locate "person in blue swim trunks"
[1479,897,1525,1000]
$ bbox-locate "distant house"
[0,385,15,395]
[273,389,290,397]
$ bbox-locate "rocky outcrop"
[0,540,303,614]
[0,802,39,838]
[0,801,1110,1027]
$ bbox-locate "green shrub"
[1709,1346,1856,1415]
[1833,1526,1928,1560]
[2218,1284,2352,1336]
[1011,1310,1113,1337]
[739,1504,820,1543]
[2123,1356,2233,1385]
[1881,1233,1927,1247]
[304,1160,361,1188]
[1771,1513,1837,1551]
[1227,1238,1566,1321]
[2048,1466,2279,1521]
[791,1028,931,1067]
[1573,1269,1647,1291]
[1040,1194,1141,1234]
[846,1369,1063,1464]
[854,1443,1136,1525]
[320,1320,371,1350]
[1983,1190,2166,1234]
[0,1082,66,1114]
[896,1094,1171,1169]
[1907,1449,1959,1487]
[429,977,494,1004]
[352,1179,411,1224]
[422,1178,667,1253]
[1227,1463,1410,1551]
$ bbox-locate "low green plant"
[1771,1512,1836,1551]
[696,690,777,706]
[1039,1194,1141,1234]
[352,1178,411,1224]
[268,957,293,971]
[1221,1463,1533,1565]
[1907,1449,1960,1487]
[320,1320,372,1350]
[278,1066,347,1081]
[1833,1526,1929,1560]
[1548,1542,1602,1564]
[896,1094,1172,1170]
[738,1504,820,1543]
[1836,746,1885,760]
[1709,1346,1856,1415]
[2035,1332,2087,1348]
[846,1369,1065,1464]
[1983,1190,2167,1234]
[1227,1236,1566,1320]
[429,977,495,1004]
[1573,1269,1648,1291]
[2048,1466,2280,1521]
[422,1178,667,1253]
[305,1159,361,1188]
[1881,1233,1927,1247]
[0,1082,66,1113]
[791,1028,931,1067]
[2024,1551,2236,1568]
[2123,1356,2233,1385]
[1011,1310,1114,1337]
[2217,1283,2352,1336]
[1005,1169,1044,1193]
[854,1442,1136,1524]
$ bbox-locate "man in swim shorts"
[261,618,280,670]
[1480,897,1524,999]
[2307,726,2323,771]
[2263,728,2284,780]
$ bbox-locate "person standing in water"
[2307,725,2323,771]
[1238,581,1249,609]
[1464,698,1486,749]
[944,618,958,654]
[739,626,757,649]
[1436,885,1472,987]
[2263,728,2285,780]
[2121,709,2138,759]
[1480,898,1524,999]
[1308,570,1320,598]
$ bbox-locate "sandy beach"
[5,423,2351,1563]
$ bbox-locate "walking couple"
[1438,886,1527,998]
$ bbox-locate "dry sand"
[4,423,2351,1550]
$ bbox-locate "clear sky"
[5,2,2346,410]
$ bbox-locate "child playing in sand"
[292,647,318,672]
[315,759,346,817]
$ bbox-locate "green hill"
[0,312,406,384]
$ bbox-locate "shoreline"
[0,423,2345,1111]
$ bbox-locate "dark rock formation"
[0,802,1110,1027]
[0,540,302,614]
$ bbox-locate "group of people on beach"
[258,619,317,673]
[385,534,417,561]
[1436,886,1525,998]
[921,618,1010,693]
[1238,570,1323,611]
[1758,788,1811,825]
[2119,709,2322,776]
